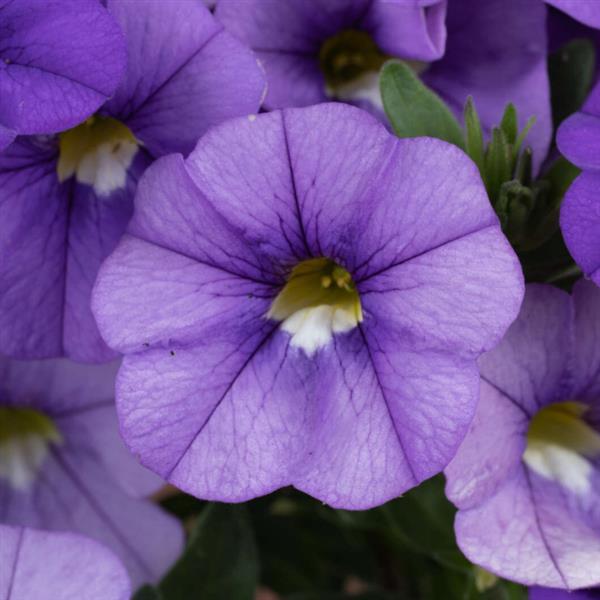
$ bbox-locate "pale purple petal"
[424,0,551,172]
[363,0,446,59]
[0,525,130,600]
[456,466,600,589]
[560,172,600,286]
[0,0,126,136]
[104,0,265,157]
[92,235,273,355]
[0,358,183,586]
[571,280,600,407]
[530,586,600,600]
[556,113,600,171]
[0,356,162,497]
[477,285,573,416]
[444,380,528,510]
[0,124,15,150]
[294,330,480,507]
[0,139,67,358]
[216,0,446,109]
[63,153,151,362]
[545,0,600,28]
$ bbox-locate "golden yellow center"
[526,401,600,455]
[523,401,600,494]
[57,115,138,192]
[267,258,362,354]
[268,258,362,323]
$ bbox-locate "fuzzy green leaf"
[380,60,464,148]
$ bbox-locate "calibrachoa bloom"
[0,357,183,587]
[216,0,551,169]
[530,587,600,600]
[92,103,523,509]
[216,0,447,112]
[445,282,600,589]
[558,80,600,287]
[0,525,130,600]
[0,0,126,150]
[423,0,551,170]
[0,0,265,362]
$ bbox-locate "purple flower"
[0,525,130,600]
[0,0,266,362]
[216,0,446,111]
[445,282,600,589]
[216,0,551,170]
[557,81,600,286]
[92,103,523,509]
[530,587,600,600]
[423,0,552,169]
[0,0,126,150]
[545,0,600,29]
[0,357,183,588]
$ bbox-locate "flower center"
[57,115,138,196]
[523,401,600,495]
[267,258,363,355]
[0,407,62,491]
[319,29,388,107]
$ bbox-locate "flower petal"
[93,235,273,355]
[63,153,150,362]
[104,0,265,157]
[116,329,308,500]
[0,0,126,135]
[445,380,528,510]
[0,357,163,498]
[571,279,600,404]
[364,0,447,60]
[456,465,600,589]
[0,525,130,600]
[557,112,600,171]
[477,285,573,416]
[0,140,66,358]
[0,443,183,588]
[424,0,551,172]
[545,0,600,28]
[560,172,600,286]
[359,226,523,357]
[295,329,480,508]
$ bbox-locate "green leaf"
[380,60,464,148]
[484,128,512,203]
[249,491,378,595]
[464,97,485,173]
[158,503,258,600]
[549,38,596,128]
[132,585,163,600]
[499,103,518,145]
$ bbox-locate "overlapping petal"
[0,0,126,137]
[0,140,67,358]
[104,0,266,156]
[424,0,551,172]
[545,0,600,29]
[560,172,600,286]
[0,525,130,600]
[216,0,446,109]
[455,466,600,589]
[0,357,183,587]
